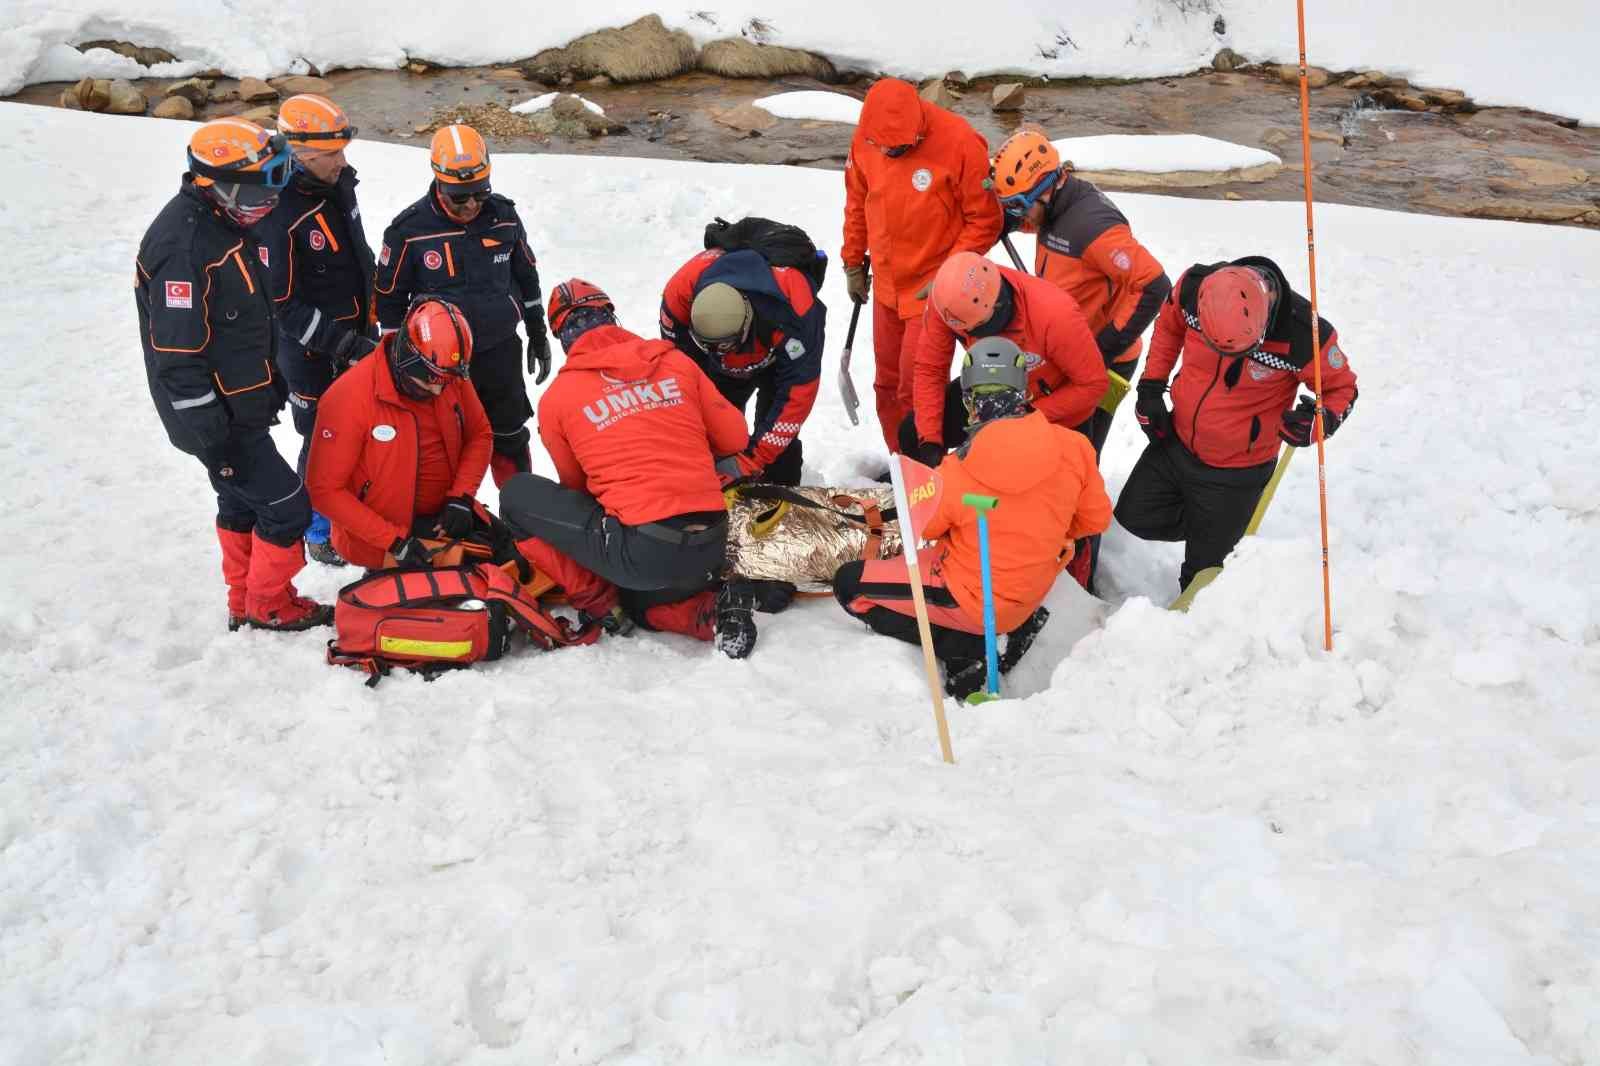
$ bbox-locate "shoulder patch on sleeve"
[379,243,391,266]
[165,280,193,309]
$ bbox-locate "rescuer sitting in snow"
[834,338,1112,700]
[1115,257,1359,593]
[499,279,763,659]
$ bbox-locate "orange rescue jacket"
[306,340,493,568]
[925,411,1112,632]
[842,79,1003,320]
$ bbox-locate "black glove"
[913,440,946,468]
[389,536,432,568]
[1278,396,1343,448]
[329,330,378,374]
[525,320,552,384]
[582,604,636,637]
[434,495,476,539]
[715,453,762,488]
[1134,380,1172,445]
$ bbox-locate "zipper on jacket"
[1189,357,1225,448]
[358,479,372,501]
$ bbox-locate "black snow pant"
[1113,437,1276,593]
[472,335,535,466]
[498,474,727,594]
[698,360,803,487]
[205,429,312,548]
[832,559,987,664]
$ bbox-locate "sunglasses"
[214,181,282,210]
[998,172,1059,218]
[442,187,492,205]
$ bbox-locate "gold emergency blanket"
[725,485,903,591]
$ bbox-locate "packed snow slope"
[7,1,1600,123]
[4,105,1600,1065]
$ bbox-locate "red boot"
[217,523,253,631]
[489,445,532,489]
[641,590,717,642]
[245,534,333,631]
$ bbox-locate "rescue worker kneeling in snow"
[306,298,492,569]
[1115,257,1358,593]
[834,338,1112,700]
[499,280,762,659]
[659,246,825,487]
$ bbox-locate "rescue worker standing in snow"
[261,94,378,567]
[134,118,331,632]
[374,123,550,487]
[834,338,1112,699]
[499,280,761,659]
[909,252,1107,462]
[842,77,1003,452]
[659,246,826,487]
[1115,258,1359,592]
[989,129,1172,455]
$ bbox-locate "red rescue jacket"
[842,79,1003,320]
[926,411,1112,632]
[1144,257,1359,469]
[913,266,1108,445]
[306,340,493,567]
[536,324,750,525]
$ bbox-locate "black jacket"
[261,165,377,360]
[135,179,285,456]
[373,185,543,349]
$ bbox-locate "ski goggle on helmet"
[393,298,474,384]
[188,118,293,212]
[430,124,492,203]
[990,130,1062,217]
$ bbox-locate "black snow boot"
[749,580,797,614]
[715,581,759,660]
[999,607,1050,675]
[942,658,987,700]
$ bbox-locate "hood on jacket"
[958,411,1062,494]
[560,323,674,380]
[859,78,926,149]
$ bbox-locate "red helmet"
[547,279,614,335]
[1197,266,1274,354]
[930,252,1003,333]
[392,299,473,386]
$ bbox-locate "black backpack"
[704,216,828,292]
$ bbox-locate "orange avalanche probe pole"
[1296,0,1335,652]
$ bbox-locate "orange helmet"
[930,252,1006,334]
[429,124,491,191]
[990,130,1061,217]
[277,94,355,150]
[1197,266,1274,354]
[547,279,615,336]
[187,118,292,222]
[391,298,473,392]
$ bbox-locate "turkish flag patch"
[165,280,193,309]
[257,245,270,268]
[379,243,391,266]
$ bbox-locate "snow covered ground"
[4,104,1600,1065]
[1053,134,1279,174]
[6,1,1599,124]
[754,91,863,125]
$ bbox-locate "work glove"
[434,495,476,540]
[525,319,552,384]
[913,279,933,300]
[389,536,432,568]
[913,440,946,469]
[329,329,378,375]
[1278,396,1344,448]
[1134,380,1172,445]
[582,604,637,637]
[844,262,870,305]
[715,452,763,489]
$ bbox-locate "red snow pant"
[833,553,987,664]
[872,300,927,454]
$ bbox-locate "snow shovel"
[961,493,1002,704]
[1169,446,1297,612]
[837,298,863,426]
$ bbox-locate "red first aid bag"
[326,562,598,685]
